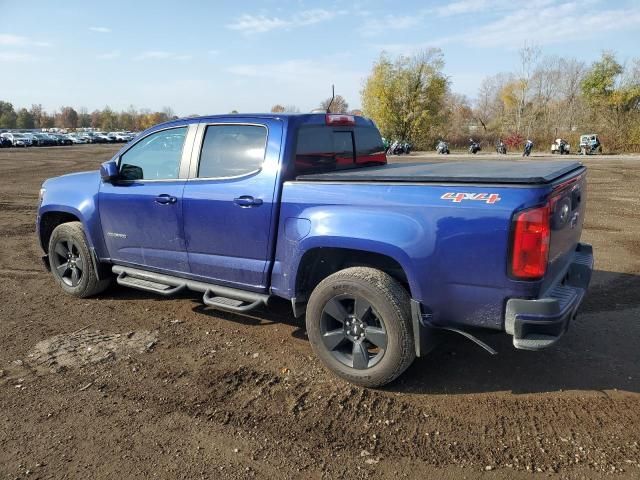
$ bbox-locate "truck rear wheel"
[48,221,111,298]
[306,267,415,387]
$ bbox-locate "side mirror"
[100,160,119,182]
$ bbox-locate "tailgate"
[543,168,587,291]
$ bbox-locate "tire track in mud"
[98,361,640,475]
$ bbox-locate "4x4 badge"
[441,192,501,204]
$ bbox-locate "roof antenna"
[326,84,335,113]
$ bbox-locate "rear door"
[181,119,283,290]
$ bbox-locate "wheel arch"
[294,246,412,301]
[39,209,110,281]
[38,210,83,253]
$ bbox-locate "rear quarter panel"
[272,181,551,330]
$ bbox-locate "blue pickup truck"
[36,113,593,387]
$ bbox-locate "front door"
[181,120,282,290]
[99,125,194,274]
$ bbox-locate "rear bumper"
[505,243,593,350]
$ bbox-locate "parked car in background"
[0,135,11,148]
[110,132,133,142]
[32,133,58,147]
[68,134,89,144]
[49,133,73,146]
[22,133,38,145]
[81,133,97,143]
[0,132,31,147]
[94,132,115,143]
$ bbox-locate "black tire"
[48,221,111,298]
[306,267,415,388]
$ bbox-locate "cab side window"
[197,125,267,178]
[119,127,187,180]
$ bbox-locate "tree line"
[2,47,638,152]
[0,103,177,132]
[361,47,640,152]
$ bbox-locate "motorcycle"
[496,140,507,155]
[558,139,570,155]
[579,135,601,155]
[469,139,481,154]
[436,140,449,154]
[551,138,570,155]
[387,140,411,155]
[523,139,533,157]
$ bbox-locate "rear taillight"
[511,204,550,279]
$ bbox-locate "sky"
[1,0,639,115]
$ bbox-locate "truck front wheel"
[48,221,111,298]
[306,267,415,387]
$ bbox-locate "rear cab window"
[294,125,386,176]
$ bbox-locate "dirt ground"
[0,145,638,479]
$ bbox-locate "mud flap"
[410,300,443,357]
[411,299,498,356]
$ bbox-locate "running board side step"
[112,266,270,313]
[116,271,187,296]
[203,291,264,312]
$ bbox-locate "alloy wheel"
[319,294,387,370]
[51,238,84,287]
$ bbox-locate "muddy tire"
[48,221,111,298]
[306,267,415,388]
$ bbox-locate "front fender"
[37,171,106,257]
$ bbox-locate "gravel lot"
[0,145,639,479]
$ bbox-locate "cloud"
[97,50,120,60]
[0,33,51,47]
[89,26,111,33]
[434,0,492,16]
[433,0,557,16]
[225,58,363,88]
[225,58,365,111]
[358,14,422,37]
[0,52,37,62]
[135,51,192,61]
[226,58,363,94]
[227,59,326,80]
[375,1,640,52]
[446,2,640,48]
[0,34,28,46]
[227,8,344,34]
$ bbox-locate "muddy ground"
[0,145,638,479]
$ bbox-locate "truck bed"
[296,160,583,185]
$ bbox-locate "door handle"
[155,194,177,205]
[234,195,263,207]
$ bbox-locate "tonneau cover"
[296,160,584,185]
